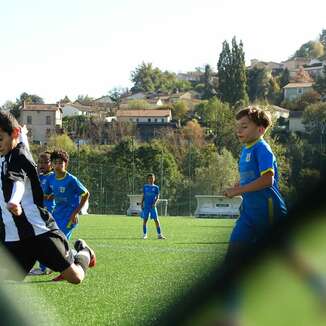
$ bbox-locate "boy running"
[0,111,95,284]
[141,173,165,240]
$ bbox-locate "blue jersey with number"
[39,171,55,213]
[239,138,287,221]
[143,184,159,208]
[44,172,88,223]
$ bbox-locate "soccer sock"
[156,226,161,235]
[74,249,91,273]
[143,224,147,235]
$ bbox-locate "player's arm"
[224,171,274,198]
[69,191,90,224]
[152,194,160,207]
[7,181,25,216]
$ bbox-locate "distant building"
[62,103,99,118]
[283,82,314,101]
[116,109,175,141]
[281,57,310,71]
[116,109,172,124]
[177,71,203,83]
[20,103,62,144]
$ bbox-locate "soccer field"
[21,215,233,325]
[3,214,326,326]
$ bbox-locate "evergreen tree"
[217,37,248,106]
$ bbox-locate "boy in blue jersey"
[141,173,165,239]
[220,106,326,323]
[44,150,89,241]
[44,149,90,281]
[224,106,287,249]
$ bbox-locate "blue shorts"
[230,206,285,244]
[55,218,77,240]
[141,207,158,220]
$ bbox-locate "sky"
[0,0,325,106]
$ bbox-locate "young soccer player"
[29,151,55,275]
[0,111,95,284]
[141,173,165,240]
[44,149,89,241]
[221,106,326,322]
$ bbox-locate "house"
[289,111,305,132]
[268,105,290,119]
[115,109,175,141]
[61,103,99,118]
[116,109,172,123]
[177,71,203,83]
[281,57,310,71]
[249,59,283,73]
[20,103,62,144]
[283,82,314,101]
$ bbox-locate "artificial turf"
[3,214,326,325]
[21,215,233,325]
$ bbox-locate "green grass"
[18,215,233,325]
[3,215,326,325]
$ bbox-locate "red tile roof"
[22,104,61,111]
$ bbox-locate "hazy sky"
[1,0,325,105]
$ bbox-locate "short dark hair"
[51,149,69,163]
[0,111,20,135]
[236,106,272,129]
[38,151,52,161]
[147,173,155,179]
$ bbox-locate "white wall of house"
[62,105,83,117]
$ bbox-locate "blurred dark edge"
[156,168,326,325]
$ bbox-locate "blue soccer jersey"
[44,172,88,238]
[143,184,159,208]
[230,138,287,243]
[39,171,55,213]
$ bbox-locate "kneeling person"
[0,111,95,284]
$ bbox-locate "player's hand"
[70,213,79,224]
[7,202,22,216]
[224,187,240,198]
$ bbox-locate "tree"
[76,95,94,106]
[247,66,270,102]
[314,66,326,97]
[181,120,205,148]
[171,101,189,123]
[108,87,127,109]
[47,134,77,152]
[293,40,324,59]
[295,90,321,111]
[320,29,326,50]
[127,99,150,109]
[201,64,217,99]
[293,66,313,83]
[278,68,290,88]
[217,37,248,106]
[302,102,326,141]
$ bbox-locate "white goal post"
[127,195,168,216]
[194,195,242,218]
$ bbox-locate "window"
[136,118,139,122]
[161,118,164,122]
[298,88,303,94]
[46,116,51,125]
[154,118,158,123]
[148,118,151,122]
[27,116,32,124]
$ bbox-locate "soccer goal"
[194,195,242,218]
[127,195,168,216]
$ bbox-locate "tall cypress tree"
[217,37,248,107]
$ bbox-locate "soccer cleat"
[143,234,148,240]
[74,239,96,268]
[52,274,65,282]
[28,268,48,276]
[158,234,166,239]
